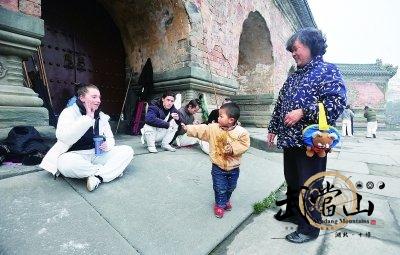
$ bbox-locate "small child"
[181,102,250,218]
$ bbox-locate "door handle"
[63,52,74,69]
[76,55,86,72]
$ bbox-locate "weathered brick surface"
[100,0,295,97]
[19,0,41,17]
[0,0,18,12]
[186,0,295,96]
[346,82,385,109]
[22,0,298,100]
[100,0,190,75]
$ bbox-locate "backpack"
[1,126,49,165]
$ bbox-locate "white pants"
[366,121,378,137]
[176,134,199,147]
[199,140,210,154]
[57,145,134,182]
[342,119,352,136]
[141,121,178,148]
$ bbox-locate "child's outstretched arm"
[230,131,250,156]
[182,123,211,142]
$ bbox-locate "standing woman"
[40,84,134,191]
[267,28,346,243]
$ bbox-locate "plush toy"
[306,131,338,157]
[302,103,341,158]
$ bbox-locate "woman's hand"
[267,133,276,147]
[284,109,304,127]
[99,141,109,151]
[83,100,95,119]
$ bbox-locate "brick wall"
[102,0,296,97]
[0,0,18,12]
[187,0,296,96]
[19,0,41,17]
[100,0,190,75]
[11,0,298,98]
[0,0,41,17]
[346,82,385,109]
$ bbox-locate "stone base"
[153,66,238,94]
[0,105,53,140]
[131,66,237,97]
[230,94,274,127]
[128,66,239,118]
[0,7,54,141]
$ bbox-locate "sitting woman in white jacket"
[40,84,134,191]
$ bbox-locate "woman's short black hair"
[286,27,327,57]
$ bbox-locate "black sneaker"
[285,231,318,243]
[274,209,298,224]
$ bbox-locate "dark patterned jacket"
[268,55,346,148]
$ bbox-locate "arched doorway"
[39,0,126,116]
[237,11,274,94]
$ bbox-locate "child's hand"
[224,144,233,155]
[181,123,187,132]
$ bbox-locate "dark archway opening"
[237,11,274,94]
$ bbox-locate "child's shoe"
[225,201,232,211]
[214,204,224,218]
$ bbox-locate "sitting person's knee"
[113,145,134,156]
[123,145,134,157]
[142,125,156,134]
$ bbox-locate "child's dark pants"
[211,164,240,208]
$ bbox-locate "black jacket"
[145,99,180,128]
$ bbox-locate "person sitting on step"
[172,99,201,147]
[40,84,134,192]
[141,91,180,153]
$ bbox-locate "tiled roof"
[336,60,398,77]
[290,0,317,28]
[274,0,317,29]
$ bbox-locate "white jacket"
[39,104,115,175]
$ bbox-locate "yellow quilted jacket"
[186,123,250,170]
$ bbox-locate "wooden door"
[40,0,125,116]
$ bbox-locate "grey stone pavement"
[1,129,400,254]
[213,130,400,255]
